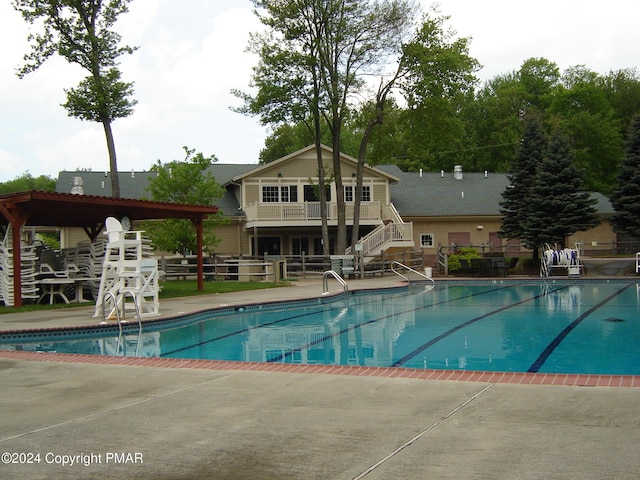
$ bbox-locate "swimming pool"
[1,281,639,375]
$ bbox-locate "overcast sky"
[1,0,639,182]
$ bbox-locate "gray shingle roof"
[378,167,510,216]
[56,166,249,216]
[376,165,613,217]
[57,165,613,219]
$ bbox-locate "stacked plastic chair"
[0,226,39,306]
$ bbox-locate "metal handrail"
[322,270,348,295]
[391,261,435,288]
[100,290,142,356]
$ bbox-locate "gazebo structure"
[0,190,218,307]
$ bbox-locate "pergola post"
[0,204,28,308]
[0,191,218,308]
[195,218,204,291]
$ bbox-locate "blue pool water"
[2,281,639,375]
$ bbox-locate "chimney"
[453,165,463,180]
[70,176,84,195]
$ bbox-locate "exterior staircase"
[346,204,414,260]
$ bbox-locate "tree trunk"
[331,119,347,254]
[315,142,330,256]
[101,116,120,198]
[351,121,375,249]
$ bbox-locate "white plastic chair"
[105,217,124,244]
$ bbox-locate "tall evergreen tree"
[609,114,640,238]
[499,116,547,258]
[523,131,598,250]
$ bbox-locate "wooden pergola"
[0,190,218,308]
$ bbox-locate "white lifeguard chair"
[93,217,160,319]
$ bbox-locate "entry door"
[488,232,503,253]
[255,237,281,256]
[448,232,470,251]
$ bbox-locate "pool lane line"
[160,291,412,357]
[267,285,517,363]
[161,292,407,356]
[391,285,571,368]
[160,307,329,357]
[160,285,493,358]
[527,282,633,373]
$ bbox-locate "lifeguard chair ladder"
[93,217,160,319]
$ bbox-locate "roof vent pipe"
[484,170,488,178]
[441,170,444,178]
[70,176,84,195]
[419,168,423,178]
[454,165,463,180]
[131,169,135,178]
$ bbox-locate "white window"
[262,185,298,202]
[344,185,371,202]
[420,233,434,248]
[361,185,371,202]
[262,186,279,202]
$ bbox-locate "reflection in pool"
[2,281,639,375]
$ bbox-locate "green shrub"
[449,247,480,271]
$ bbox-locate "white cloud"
[435,0,640,81]
[1,0,638,181]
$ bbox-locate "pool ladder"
[322,270,349,296]
[101,290,143,357]
[391,261,435,288]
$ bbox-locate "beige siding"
[568,220,616,252]
[371,182,388,204]
[214,221,250,256]
[410,217,505,251]
[60,227,94,249]
[252,153,326,179]
[245,183,260,204]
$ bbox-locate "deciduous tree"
[0,172,56,194]
[239,0,416,254]
[144,147,226,255]
[13,0,137,198]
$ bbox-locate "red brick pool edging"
[1,350,637,387]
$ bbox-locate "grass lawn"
[158,280,290,299]
[0,280,291,314]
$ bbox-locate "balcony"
[244,201,382,228]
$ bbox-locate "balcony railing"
[347,221,414,257]
[244,201,381,223]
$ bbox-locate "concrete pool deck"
[1,276,640,479]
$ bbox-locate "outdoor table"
[38,278,75,304]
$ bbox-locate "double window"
[262,185,298,203]
[344,185,371,202]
